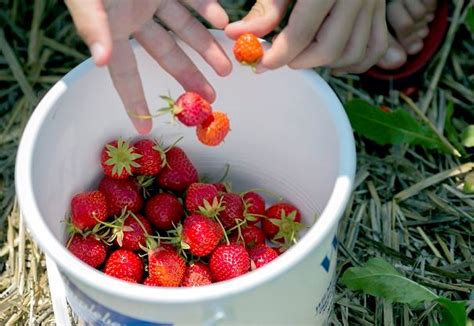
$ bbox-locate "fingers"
[180,0,229,29]
[65,0,112,66]
[155,1,232,77]
[330,0,377,69]
[287,0,360,69]
[376,33,406,70]
[134,21,215,103]
[224,0,290,39]
[335,0,390,74]
[261,0,336,70]
[108,39,152,134]
[403,0,428,20]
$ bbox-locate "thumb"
[65,0,112,66]
[225,0,290,39]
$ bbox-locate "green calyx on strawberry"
[101,138,142,179]
[159,92,212,127]
[269,210,304,248]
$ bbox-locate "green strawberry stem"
[215,217,229,245]
[216,163,230,183]
[225,218,247,234]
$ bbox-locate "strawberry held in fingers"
[70,191,108,230]
[148,247,186,287]
[160,92,212,127]
[210,244,250,282]
[98,176,144,216]
[157,147,199,192]
[145,192,184,231]
[67,234,107,268]
[101,139,141,179]
[104,249,144,283]
[196,111,230,147]
[233,33,263,66]
[133,139,166,176]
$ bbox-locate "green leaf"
[340,257,438,306]
[465,5,474,34]
[344,99,445,151]
[444,102,464,154]
[461,125,474,147]
[435,298,467,326]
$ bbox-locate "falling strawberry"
[219,192,245,229]
[181,262,212,287]
[101,139,141,179]
[148,247,186,287]
[210,244,250,282]
[67,234,107,268]
[196,111,230,147]
[157,147,199,192]
[242,191,266,225]
[145,192,184,231]
[104,249,144,283]
[160,92,212,127]
[262,203,303,246]
[230,224,265,249]
[70,191,108,230]
[249,244,279,269]
[182,213,223,257]
[98,176,144,216]
[185,183,219,213]
[233,33,263,66]
[109,212,153,251]
[133,139,166,176]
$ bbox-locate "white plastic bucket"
[15,30,355,325]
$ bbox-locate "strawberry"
[233,33,263,66]
[148,247,186,287]
[67,234,107,268]
[101,139,141,179]
[182,213,223,257]
[242,191,266,225]
[196,111,230,146]
[249,244,279,269]
[143,277,161,286]
[219,192,244,229]
[185,183,219,213]
[160,92,212,127]
[133,139,166,176]
[157,147,199,192]
[70,191,108,230]
[181,262,212,287]
[145,193,184,231]
[262,203,303,246]
[230,224,265,249]
[213,183,228,193]
[111,212,153,251]
[209,244,250,282]
[98,176,144,216]
[104,249,144,283]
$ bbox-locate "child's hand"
[65,0,232,134]
[225,0,388,75]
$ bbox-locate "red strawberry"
[242,191,266,225]
[230,224,265,249]
[145,193,184,230]
[181,262,212,287]
[148,248,186,287]
[262,203,302,246]
[98,176,144,216]
[70,191,108,230]
[196,111,230,147]
[104,249,144,283]
[67,234,107,268]
[185,183,219,213]
[210,244,250,282]
[233,33,263,66]
[160,92,212,127]
[133,139,165,176]
[157,147,198,192]
[219,192,244,229]
[213,183,228,193]
[143,277,161,286]
[101,139,141,179]
[112,213,153,251]
[249,244,279,269]
[182,214,223,257]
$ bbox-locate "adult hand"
[225,0,388,75]
[66,0,232,134]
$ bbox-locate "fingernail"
[382,46,405,65]
[407,42,423,55]
[90,43,105,65]
[426,14,435,22]
[417,27,429,38]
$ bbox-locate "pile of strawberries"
[66,138,303,287]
